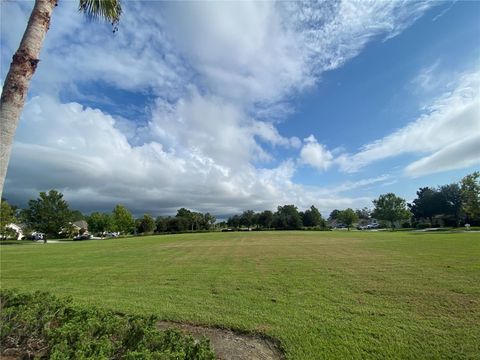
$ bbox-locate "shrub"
[0,289,215,360]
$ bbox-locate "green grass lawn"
[1,231,479,359]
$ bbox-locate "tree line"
[226,171,480,230]
[87,207,217,235]
[1,172,478,239]
[225,205,325,230]
[0,191,217,239]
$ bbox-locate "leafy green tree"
[338,208,358,231]
[1,0,123,199]
[355,207,371,220]
[87,212,113,234]
[176,208,194,230]
[460,172,480,223]
[258,210,274,229]
[191,212,203,231]
[155,216,169,233]
[274,205,303,230]
[439,183,464,227]
[176,208,192,218]
[0,199,16,238]
[227,215,241,229]
[168,216,189,232]
[240,210,255,228]
[136,214,156,234]
[408,187,444,226]
[112,204,134,235]
[70,210,85,221]
[302,205,323,227]
[23,190,72,237]
[202,213,216,230]
[328,209,341,222]
[372,193,411,230]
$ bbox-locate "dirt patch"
[157,321,284,360]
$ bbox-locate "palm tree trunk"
[0,0,57,199]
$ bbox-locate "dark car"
[73,234,92,241]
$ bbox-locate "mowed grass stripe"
[1,231,479,359]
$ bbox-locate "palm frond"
[79,0,122,28]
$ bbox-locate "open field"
[1,231,479,359]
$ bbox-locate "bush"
[415,222,431,229]
[0,289,215,360]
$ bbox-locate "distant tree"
[176,208,192,219]
[227,215,241,229]
[137,214,156,234]
[460,172,480,223]
[258,210,274,229]
[303,205,323,227]
[355,207,371,220]
[338,208,358,231]
[202,213,216,230]
[274,205,303,230]
[408,187,444,226]
[190,212,203,231]
[240,210,255,228]
[112,204,135,235]
[216,221,227,229]
[328,209,341,222]
[439,183,464,227]
[23,190,72,237]
[176,208,194,230]
[168,216,189,232]
[372,193,411,230]
[155,216,169,233]
[87,212,113,234]
[0,199,16,238]
[70,210,85,221]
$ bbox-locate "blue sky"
[1,1,479,217]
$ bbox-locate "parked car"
[73,234,92,241]
[27,232,45,241]
[358,224,380,230]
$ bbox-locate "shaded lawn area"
[1,231,479,359]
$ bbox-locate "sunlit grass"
[1,231,479,359]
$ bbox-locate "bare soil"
[157,321,284,360]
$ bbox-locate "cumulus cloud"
[336,71,480,175]
[1,1,439,215]
[299,135,334,171]
[5,96,386,216]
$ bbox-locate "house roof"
[73,220,88,230]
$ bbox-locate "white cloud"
[405,134,480,177]
[1,1,441,215]
[159,1,435,111]
[337,71,480,175]
[300,135,334,171]
[411,60,443,93]
[5,96,389,216]
[325,174,393,194]
[285,1,434,72]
